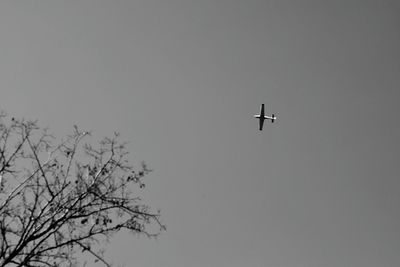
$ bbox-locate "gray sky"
[1,1,400,266]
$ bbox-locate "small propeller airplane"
[254,104,276,131]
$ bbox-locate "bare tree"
[0,111,165,267]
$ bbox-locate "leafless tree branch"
[0,113,165,267]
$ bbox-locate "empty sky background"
[1,1,400,266]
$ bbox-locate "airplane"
[254,104,276,131]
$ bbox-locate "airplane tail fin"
[271,114,276,123]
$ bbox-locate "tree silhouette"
[0,111,165,266]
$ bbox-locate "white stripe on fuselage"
[254,115,274,120]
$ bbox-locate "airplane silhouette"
[254,104,276,131]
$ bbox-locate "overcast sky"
[1,1,400,267]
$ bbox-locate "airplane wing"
[260,104,265,117]
[259,118,264,131]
